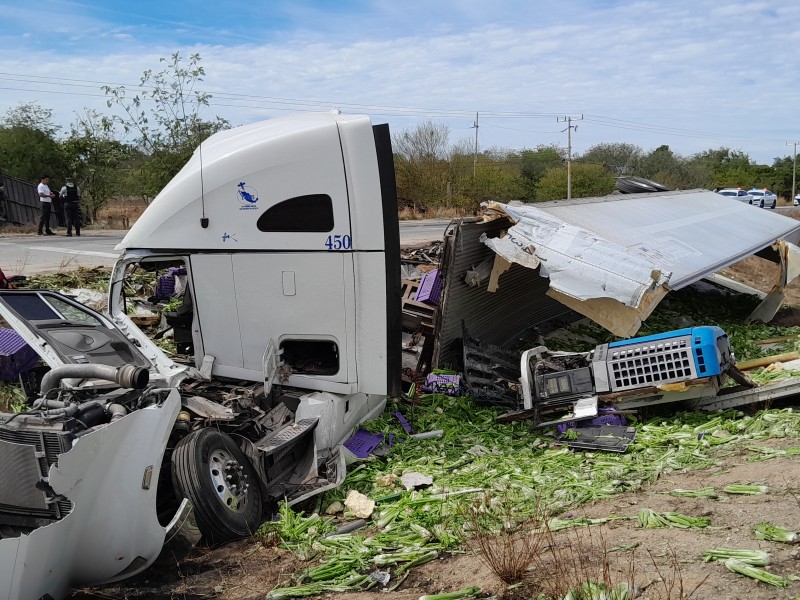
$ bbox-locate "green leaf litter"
[262,395,800,596]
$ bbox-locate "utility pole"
[472,112,479,201]
[788,141,799,204]
[558,115,583,200]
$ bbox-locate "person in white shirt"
[37,175,55,236]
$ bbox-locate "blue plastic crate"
[0,328,39,381]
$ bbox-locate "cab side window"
[257,194,334,232]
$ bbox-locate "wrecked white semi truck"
[0,113,402,600]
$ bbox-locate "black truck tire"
[171,428,263,544]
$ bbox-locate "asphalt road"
[0,219,452,275]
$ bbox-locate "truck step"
[255,418,318,456]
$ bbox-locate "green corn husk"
[267,396,800,592]
[723,558,788,588]
[418,585,482,600]
[668,487,718,499]
[702,548,771,566]
[562,581,630,600]
[266,572,374,599]
[723,484,768,495]
[637,508,710,529]
[752,521,799,543]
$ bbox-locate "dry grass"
[527,526,706,600]
[463,491,704,597]
[532,525,635,599]
[96,198,149,228]
[464,492,547,584]
[398,206,476,220]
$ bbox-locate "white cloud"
[0,0,798,163]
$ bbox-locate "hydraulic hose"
[40,364,149,395]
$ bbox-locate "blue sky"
[1,0,799,163]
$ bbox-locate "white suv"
[717,188,754,204]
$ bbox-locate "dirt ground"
[71,438,800,600]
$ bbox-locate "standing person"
[36,175,55,236]
[60,176,82,237]
[52,188,66,227]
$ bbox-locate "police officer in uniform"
[59,177,81,237]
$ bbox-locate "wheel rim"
[208,448,251,513]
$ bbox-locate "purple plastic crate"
[421,373,461,396]
[343,428,385,459]
[155,267,187,299]
[0,328,39,381]
[415,269,442,305]
[557,409,627,434]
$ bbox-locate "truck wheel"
[171,428,263,544]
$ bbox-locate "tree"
[636,145,711,189]
[392,121,450,161]
[0,103,68,183]
[535,163,615,201]
[770,156,795,199]
[518,146,564,185]
[392,122,452,210]
[103,52,229,200]
[63,109,130,221]
[691,147,753,188]
[580,142,642,175]
[2,102,60,137]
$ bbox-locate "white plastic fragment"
[400,472,434,491]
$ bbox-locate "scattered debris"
[323,501,344,515]
[723,484,769,495]
[399,472,433,491]
[752,522,798,543]
[344,490,375,519]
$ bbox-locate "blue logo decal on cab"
[237,182,259,210]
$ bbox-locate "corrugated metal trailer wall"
[433,218,576,368]
[0,171,57,227]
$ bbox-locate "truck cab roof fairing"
[118,113,381,253]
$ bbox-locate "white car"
[716,188,754,204]
[748,188,777,209]
[794,193,799,206]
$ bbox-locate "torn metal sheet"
[481,203,671,307]
[481,191,800,336]
[481,202,670,336]
[748,239,800,323]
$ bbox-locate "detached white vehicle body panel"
[0,391,180,600]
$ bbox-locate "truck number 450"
[325,235,352,250]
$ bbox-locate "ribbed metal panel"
[0,426,72,521]
[0,171,57,227]
[434,218,574,368]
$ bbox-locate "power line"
[0,70,795,148]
